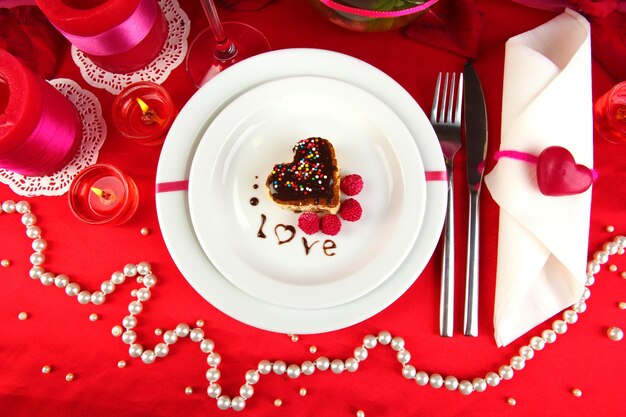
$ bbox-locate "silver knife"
[463,62,488,337]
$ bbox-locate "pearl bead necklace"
[4,199,623,411]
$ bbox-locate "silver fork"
[430,72,463,337]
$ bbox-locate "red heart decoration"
[536,146,594,196]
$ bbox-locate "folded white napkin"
[484,9,593,347]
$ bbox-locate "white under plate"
[155,48,446,334]
[188,76,425,309]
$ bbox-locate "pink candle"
[0,49,81,176]
[35,0,167,73]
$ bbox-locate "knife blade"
[463,62,488,337]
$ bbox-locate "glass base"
[186,22,270,88]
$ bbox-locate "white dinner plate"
[155,48,446,334]
[188,76,426,309]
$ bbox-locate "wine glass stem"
[200,0,238,61]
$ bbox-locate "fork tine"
[446,73,456,124]
[455,73,464,125]
[439,72,449,123]
[431,72,442,122]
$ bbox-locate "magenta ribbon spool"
[0,80,81,176]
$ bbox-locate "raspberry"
[298,212,320,235]
[339,198,362,222]
[320,214,342,236]
[340,174,363,196]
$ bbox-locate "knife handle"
[464,188,480,336]
[440,165,454,337]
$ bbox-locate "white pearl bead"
[459,380,474,395]
[2,200,15,212]
[587,260,600,274]
[402,364,416,379]
[122,330,137,344]
[142,274,157,287]
[542,329,557,344]
[216,395,231,410]
[563,310,578,324]
[141,349,156,365]
[594,251,609,264]
[207,383,222,398]
[574,301,587,312]
[377,330,392,345]
[15,201,30,213]
[54,274,69,288]
[429,374,443,389]
[256,360,271,374]
[614,235,626,249]
[472,377,487,392]
[40,272,54,286]
[607,326,624,341]
[231,396,246,412]
[530,336,546,350]
[163,330,178,345]
[444,376,459,391]
[136,261,151,275]
[123,264,137,277]
[239,384,254,399]
[112,325,123,337]
[201,339,215,353]
[585,274,595,286]
[91,291,105,305]
[582,287,591,300]
[498,365,514,380]
[128,344,143,358]
[77,291,91,304]
[120,315,136,329]
[32,238,47,252]
[21,213,36,227]
[552,320,568,335]
[519,346,534,360]
[301,361,315,375]
[29,266,44,280]
[206,368,221,382]
[155,343,169,357]
[485,372,501,386]
[354,346,368,361]
[345,358,359,372]
[397,349,411,364]
[510,356,525,370]
[390,337,405,351]
[330,359,345,374]
[246,369,260,384]
[287,364,301,378]
[273,360,287,374]
[128,301,143,314]
[315,357,329,371]
[415,371,429,386]
[26,226,41,239]
[65,283,80,296]
[136,288,151,302]
[190,328,204,342]
[363,334,377,349]
[30,252,45,266]
[111,271,125,285]
[207,352,222,367]
[603,242,618,255]
[100,280,115,294]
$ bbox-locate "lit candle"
[0,49,81,176]
[112,82,176,146]
[69,164,138,225]
[35,0,167,74]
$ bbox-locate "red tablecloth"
[1,1,625,416]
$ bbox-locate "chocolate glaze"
[266,137,337,204]
[257,214,267,238]
[250,197,259,206]
[274,224,295,245]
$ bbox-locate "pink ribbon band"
[319,0,439,18]
[156,180,189,193]
[0,80,80,176]
[53,0,159,57]
[425,170,447,181]
[494,149,598,180]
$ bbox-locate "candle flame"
[136,97,151,114]
[90,187,104,197]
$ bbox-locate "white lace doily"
[0,78,107,197]
[71,0,190,94]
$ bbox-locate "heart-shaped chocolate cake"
[266,137,341,214]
